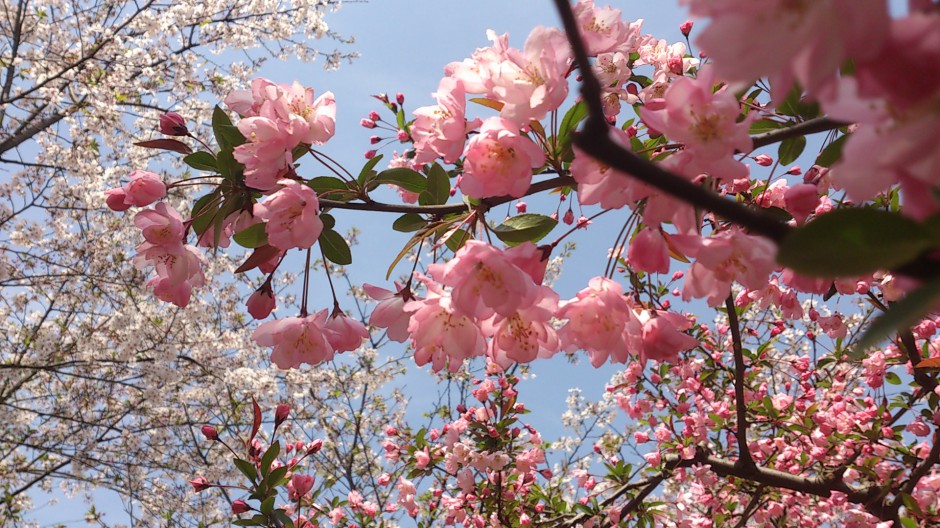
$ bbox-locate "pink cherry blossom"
[122,170,166,207]
[637,310,699,365]
[404,277,485,373]
[674,229,777,307]
[233,116,295,192]
[252,311,336,369]
[427,240,539,319]
[133,242,206,308]
[557,277,642,367]
[484,26,571,126]
[459,117,546,199]
[364,282,416,343]
[685,0,889,100]
[628,228,670,274]
[640,67,752,182]
[411,77,479,165]
[323,311,369,353]
[483,286,560,367]
[571,127,650,210]
[133,202,185,248]
[572,0,631,55]
[253,179,324,250]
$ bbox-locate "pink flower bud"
[190,476,211,492]
[785,165,802,176]
[246,288,276,320]
[515,201,527,213]
[396,93,405,105]
[306,439,323,455]
[123,170,166,207]
[201,425,219,441]
[160,111,189,136]
[364,150,377,159]
[369,111,381,122]
[370,135,381,144]
[232,500,251,514]
[753,154,773,166]
[563,209,574,225]
[290,474,315,500]
[397,129,409,142]
[680,20,694,37]
[105,188,131,211]
[360,118,376,129]
[275,403,290,426]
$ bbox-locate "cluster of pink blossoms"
[131,203,206,308]
[366,241,700,374]
[225,78,336,191]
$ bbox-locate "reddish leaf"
[234,244,280,274]
[134,138,193,155]
[250,395,262,444]
[914,356,940,371]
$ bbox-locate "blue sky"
[29,0,692,524]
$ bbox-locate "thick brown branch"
[725,295,754,468]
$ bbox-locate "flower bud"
[190,476,211,492]
[105,188,131,211]
[753,154,773,166]
[364,150,377,159]
[360,118,376,129]
[680,20,694,37]
[306,439,323,455]
[159,111,188,136]
[396,93,405,105]
[275,403,290,426]
[369,111,381,122]
[232,500,251,514]
[246,287,276,320]
[201,424,219,441]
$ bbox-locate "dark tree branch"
[725,295,755,469]
[750,117,848,149]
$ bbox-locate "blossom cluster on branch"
[98,0,940,525]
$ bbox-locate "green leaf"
[777,208,935,276]
[556,101,588,156]
[373,167,427,193]
[259,442,280,477]
[233,223,268,249]
[267,465,289,487]
[233,458,258,483]
[357,154,384,186]
[191,192,220,236]
[307,177,357,202]
[320,212,336,231]
[748,119,784,135]
[183,151,218,172]
[259,496,276,515]
[425,163,450,205]
[216,148,241,180]
[853,275,940,356]
[777,135,807,166]
[442,228,471,253]
[884,372,902,385]
[815,134,847,168]
[492,213,558,246]
[392,213,426,233]
[212,106,244,149]
[319,229,352,265]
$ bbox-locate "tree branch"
[725,295,755,469]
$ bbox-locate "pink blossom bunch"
[132,203,205,307]
[105,169,167,211]
[226,78,336,191]
[253,179,324,251]
[252,310,368,369]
